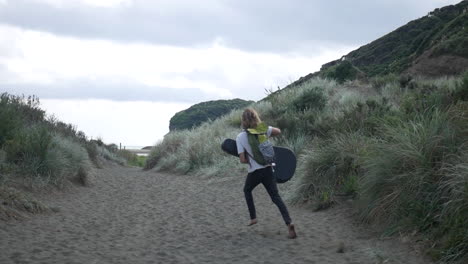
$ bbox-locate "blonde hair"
[241,108,261,129]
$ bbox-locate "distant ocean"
[123,146,151,157]
[124,146,147,150]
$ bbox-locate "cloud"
[0,0,462,53]
[2,79,218,103]
[0,24,353,102]
[2,0,462,145]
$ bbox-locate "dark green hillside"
[169,98,253,131]
[281,0,468,87]
[325,0,468,78]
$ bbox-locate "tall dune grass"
[287,132,369,205]
[357,105,468,262]
[145,78,338,175]
[146,108,246,177]
[147,73,468,262]
[0,93,139,218]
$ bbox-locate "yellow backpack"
[246,123,275,165]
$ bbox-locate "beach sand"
[0,165,432,264]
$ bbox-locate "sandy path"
[0,165,431,264]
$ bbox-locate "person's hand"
[271,127,281,137]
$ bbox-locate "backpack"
[246,123,275,165]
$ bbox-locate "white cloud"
[0,24,354,101]
[80,0,132,7]
[2,0,460,146]
[26,0,132,8]
[2,0,462,54]
[0,23,355,145]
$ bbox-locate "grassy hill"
[169,98,253,131]
[285,0,468,86]
[146,2,468,262]
[148,75,468,263]
[0,93,141,219]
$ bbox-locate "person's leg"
[261,167,292,225]
[243,170,262,225]
[261,167,297,238]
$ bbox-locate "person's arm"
[270,127,281,137]
[236,133,249,164]
[239,152,249,164]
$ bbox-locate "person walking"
[236,108,297,239]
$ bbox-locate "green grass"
[0,92,142,218]
[147,73,468,262]
[146,110,245,176]
[117,150,147,167]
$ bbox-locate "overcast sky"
[0,0,462,146]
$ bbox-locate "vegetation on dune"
[147,4,468,261]
[0,93,141,218]
[169,98,254,131]
[146,72,468,263]
[1,1,467,261]
[321,60,364,84]
[336,0,468,77]
[117,150,147,167]
[279,1,468,88]
[0,186,49,220]
[146,108,247,176]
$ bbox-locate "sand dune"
[0,165,431,264]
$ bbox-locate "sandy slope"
[0,165,432,264]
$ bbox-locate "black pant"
[243,167,292,225]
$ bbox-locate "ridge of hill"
[169,98,253,131]
[284,0,468,88]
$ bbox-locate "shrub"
[145,108,244,177]
[226,113,242,128]
[45,135,91,186]
[323,61,360,83]
[0,94,45,125]
[98,146,126,165]
[292,86,327,112]
[47,116,80,140]
[145,132,187,170]
[400,79,459,115]
[0,186,49,219]
[358,108,467,261]
[0,100,22,147]
[4,124,52,177]
[2,126,91,187]
[278,133,310,156]
[360,110,453,220]
[288,133,368,206]
[0,150,6,184]
[84,141,100,167]
[370,73,399,89]
[436,152,468,263]
[398,74,413,87]
[117,149,146,167]
[333,98,394,135]
[454,71,468,102]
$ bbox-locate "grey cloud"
[1,78,218,103]
[0,0,460,53]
